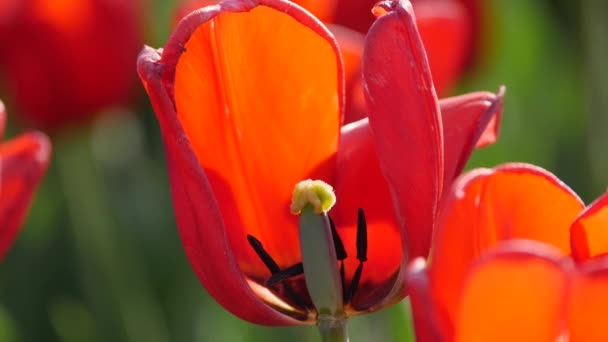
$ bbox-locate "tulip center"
[247,180,368,320]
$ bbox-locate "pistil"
[291,179,344,318]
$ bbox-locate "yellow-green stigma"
[290,179,336,215]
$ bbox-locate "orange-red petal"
[571,191,608,262]
[291,0,337,22]
[0,129,51,259]
[362,0,443,259]
[439,87,504,189]
[454,242,570,342]
[430,163,584,337]
[568,256,608,341]
[138,44,302,326]
[166,0,343,276]
[139,0,345,325]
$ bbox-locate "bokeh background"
[0,0,606,341]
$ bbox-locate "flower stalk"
[318,314,349,342]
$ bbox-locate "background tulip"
[0,0,143,132]
[0,100,50,260]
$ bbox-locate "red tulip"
[407,163,608,341]
[0,0,143,132]
[0,99,51,260]
[138,0,503,325]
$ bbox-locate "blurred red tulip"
[139,0,503,325]
[407,163,608,341]
[0,99,51,260]
[294,0,481,97]
[0,0,143,132]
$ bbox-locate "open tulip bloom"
[138,0,504,338]
[0,100,51,260]
[408,163,608,342]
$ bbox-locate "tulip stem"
[318,314,349,342]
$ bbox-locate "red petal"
[330,0,376,33]
[362,0,443,258]
[334,118,403,311]
[414,0,471,96]
[0,130,50,260]
[0,100,5,138]
[571,191,608,262]
[439,87,505,188]
[455,242,570,342]
[568,256,608,341]
[430,163,584,337]
[406,258,445,342]
[138,43,301,325]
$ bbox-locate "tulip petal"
[455,241,570,342]
[138,45,302,325]
[439,87,505,187]
[162,0,343,279]
[363,0,443,259]
[330,0,376,33]
[329,24,367,124]
[414,0,471,95]
[568,256,608,342]
[0,100,5,138]
[571,192,608,262]
[334,118,403,311]
[0,131,50,260]
[292,0,338,22]
[430,163,584,337]
[406,258,445,342]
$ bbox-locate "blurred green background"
[1,0,607,341]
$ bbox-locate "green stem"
[318,314,349,342]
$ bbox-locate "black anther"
[356,208,368,262]
[329,216,348,260]
[247,235,309,311]
[266,263,304,287]
[247,235,280,274]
